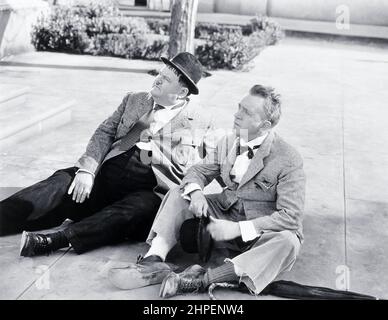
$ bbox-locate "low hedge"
[31,4,282,69]
[146,16,284,45]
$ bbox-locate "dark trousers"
[0,147,162,253]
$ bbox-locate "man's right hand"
[67,172,94,204]
[188,190,208,217]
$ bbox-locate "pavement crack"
[15,247,71,300]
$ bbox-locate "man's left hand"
[207,216,241,241]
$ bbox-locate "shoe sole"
[108,267,172,290]
[20,231,31,257]
[159,272,177,298]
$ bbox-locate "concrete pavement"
[0,35,387,299]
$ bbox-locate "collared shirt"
[136,99,187,151]
[182,133,269,243]
[229,133,268,184]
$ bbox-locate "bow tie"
[237,144,260,159]
[153,104,165,111]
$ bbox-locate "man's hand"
[207,216,241,241]
[67,172,94,203]
[189,190,208,217]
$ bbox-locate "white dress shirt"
[136,99,187,151]
[183,133,269,242]
[229,133,268,184]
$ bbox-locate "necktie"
[229,142,260,182]
[237,144,260,159]
[119,104,165,151]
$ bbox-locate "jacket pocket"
[254,178,276,191]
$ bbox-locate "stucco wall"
[198,0,388,27]
[0,0,50,59]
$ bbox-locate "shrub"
[31,4,282,69]
[31,6,90,53]
[145,16,283,44]
[141,38,169,60]
[85,16,149,38]
[87,33,148,59]
[195,23,242,40]
[195,29,250,70]
[146,18,170,35]
[72,2,119,19]
[244,15,284,45]
[31,5,153,59]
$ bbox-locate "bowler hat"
[161,52,202,95]
[179,214,214,262]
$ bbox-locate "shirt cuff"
[136,141,152,151]
[76,168,95,179]
[239,221,259,242]
[181,183,202,201]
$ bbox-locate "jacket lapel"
[237,131,275,189]
[136,93,154,119]
[221,136,239,187]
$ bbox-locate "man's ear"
[179,87,189,99]
[262,120,272,130]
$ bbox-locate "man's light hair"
[250,84,281,127]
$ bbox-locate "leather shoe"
[108,255,178,290]
[20,231,52,257]
[159,264,206,298]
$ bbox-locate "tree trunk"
[168,0,198,58]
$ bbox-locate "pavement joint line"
[0,154,75,165]
[340,65,349,271]
[15,247,72,300]
[346,197,388,205]
[0,61,153,74]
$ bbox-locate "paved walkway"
[1,36,388,300]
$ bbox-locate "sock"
[47,231,69,251]
[203,262,239,288]
[144,235,175,261]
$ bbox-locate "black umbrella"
[208,281,377,300]
[261,280,377,300]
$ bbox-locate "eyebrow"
[160,72,171,81]
[239,103,250,114]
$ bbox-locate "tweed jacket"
[75,91,213,198]
[181,130,306,240]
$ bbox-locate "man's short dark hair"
[166,65,191,96]
[250,84,281,127]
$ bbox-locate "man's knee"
[52,167,77,182]
[276,230,300,254]
[168,186,183,199]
